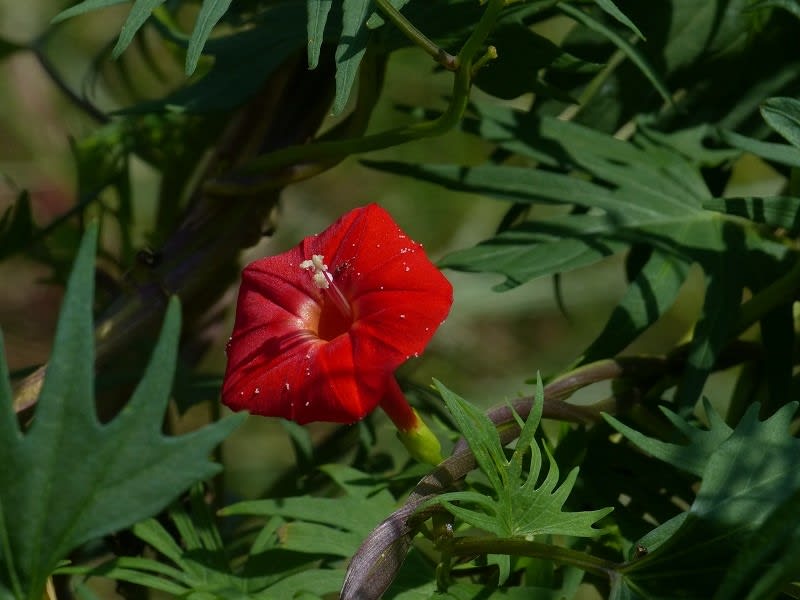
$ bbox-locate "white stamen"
[301,254,333,289]
[313,271,329,288]
[300,253,353,318]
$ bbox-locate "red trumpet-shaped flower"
[222,204,453,436]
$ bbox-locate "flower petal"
[222,203,453,425]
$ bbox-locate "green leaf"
[307,0,334,69]
[431,379,612,538]
[618,401,800,598]
[703,196,800,234]
[592,0,645,40]
[717,128,800,168]
[713,486,800,600]
[112,0,165,59]
[747,0,800,18]
[334,0,372,114]
[255,569,344,598]
[51,0,129,24]
[581,248,689,363]
[604,399,733,478]
[433,380,508,492]
[559,3,671,105]
[185,0,233,75]
[278,521,363,557]
[761,96,800,148]
[129,2,312,113]
[221,493,395,538]
[676,228,745,407]
[131,519,186,565]
[692,401,800,525]
[363,161,683,220]
[59,561,189,595]
[0,224,244,600]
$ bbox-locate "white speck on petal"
[255,387,260,395]
[400,314,406,319]
[284,382,291,391]
[305,401,310,407]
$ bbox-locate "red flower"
[222,204,453,429]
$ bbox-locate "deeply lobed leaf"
[0,224,243,600]
[431,380,612,539]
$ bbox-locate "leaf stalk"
[447,536,618,578]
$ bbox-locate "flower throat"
[300,254,353,340]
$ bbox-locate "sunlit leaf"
[430,379,612,538]
[761,96,800,148]
[307,0,334,69]
[717,128,800,168]
[333,0,372,114]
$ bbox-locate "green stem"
[448,536,618,579]
[374,0,457,69]
[206,0,505,193]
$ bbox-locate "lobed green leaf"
[431,380,612,539]
[0,225,243,600]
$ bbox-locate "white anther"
[300,254,331,289]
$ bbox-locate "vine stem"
[448,537,619,578]
[373,0,457,69]
[203,0,505,195]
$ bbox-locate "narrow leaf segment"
[430,378,612,539]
